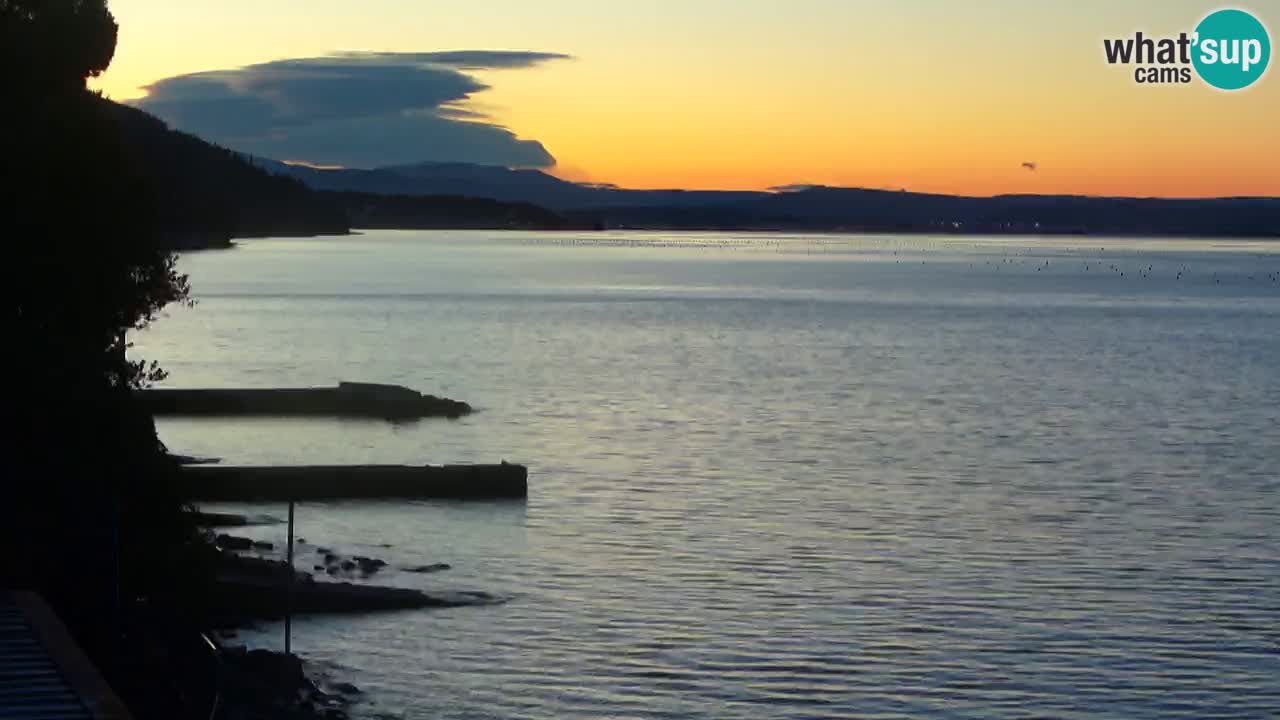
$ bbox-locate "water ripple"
[142,232,1280,719]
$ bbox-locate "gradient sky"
[93,0,1278,196]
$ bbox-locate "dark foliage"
[106,100,350,246]
[1,0,117,91]
[328,190,579,230]
[2,3,215,715]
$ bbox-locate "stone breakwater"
[138,381,472,420]
[182,462,528,501]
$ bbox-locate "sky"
[93,0,1279,196]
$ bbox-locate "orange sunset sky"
[93,0,1278,197]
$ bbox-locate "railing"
[119,601,222,720]
[195,631,222,720]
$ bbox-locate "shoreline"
[200,528,487,719]
[169,226,1280,254]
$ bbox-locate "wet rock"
[217,647,354,720]
[331,682,361,695]
[170,453,221,465]
[310,549,392,578]
[314,565,325,572]
[216,551,295,580]
[252,540,274,551]
[191,510,250,527]
[403,563,451,573]
[216,533,253,551]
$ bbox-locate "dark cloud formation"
[134,51,570,168]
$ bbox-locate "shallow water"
[135,231,1280,719]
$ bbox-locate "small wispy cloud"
[768,183,827,193]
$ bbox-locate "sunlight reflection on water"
[137,232,1279,719]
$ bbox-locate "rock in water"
[403,563,452,573]
[216,533,253,551]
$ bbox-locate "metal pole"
[285,499,294,655]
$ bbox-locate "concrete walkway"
[0,592,132,720]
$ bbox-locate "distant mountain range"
[106,98,1279,243]
[105,101,582,248]
[252,158,764,211]
[108,100,348,246]
[260,159,1280,237]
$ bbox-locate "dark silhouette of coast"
[106,97,1280,249]
[272,160,1280,237]
[104,100,594,249]
[2,4,520,718]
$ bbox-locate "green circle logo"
[1192,9,1271,90]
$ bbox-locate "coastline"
[173,226,1280,254]
[200,528,486,719]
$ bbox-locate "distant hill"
[105,99,351,247]
[266,160,1280,237]
[105,101,580,247]
[323,191,583,230]
[110,108,1278,240]
[259,159,765,211]
[748,187,1280,236]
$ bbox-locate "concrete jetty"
[137,381,471,420]
[181,463,527,501]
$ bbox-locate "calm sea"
[134,231,1280,720]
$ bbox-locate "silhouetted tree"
[1,0,118,91]
[3,0,206,684]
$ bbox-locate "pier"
[137,382,472,420]
[181,463,527,501]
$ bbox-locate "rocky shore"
[202,529,497,719]
[207,540,497,621]
[216,647,359,720]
